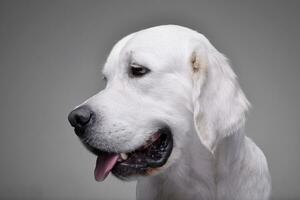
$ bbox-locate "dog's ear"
[190,38,250,153]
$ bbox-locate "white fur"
[80,25,271,200]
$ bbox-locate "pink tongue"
[94,153,119,182]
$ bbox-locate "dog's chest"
[136,178,213,200]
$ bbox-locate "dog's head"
[68,25,249,181]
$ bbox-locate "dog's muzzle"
[68,107,173,181]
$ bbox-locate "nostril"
[68,106,92,128]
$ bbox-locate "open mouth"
[85,127,173,181]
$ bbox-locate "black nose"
[68,106,92,129]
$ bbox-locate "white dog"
[68,25,271,200]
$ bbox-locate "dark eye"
[129,64,150,77]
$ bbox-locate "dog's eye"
[129,64,150,77]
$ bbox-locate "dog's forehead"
[124,25,200,57]
[128,26,190,47]
[103,25,199,75]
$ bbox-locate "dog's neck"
[215,128,246,176]
[136,128,216,200]
[136,128,247,200]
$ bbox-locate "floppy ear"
[191,39,250,153]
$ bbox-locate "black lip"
[112,127,173,179]
[83,127,173,180]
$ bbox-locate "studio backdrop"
[0,1,299,200]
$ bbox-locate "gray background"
[0,0,299,199]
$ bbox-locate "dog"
[68,25,271,200]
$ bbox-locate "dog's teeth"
[120,153,128,160]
